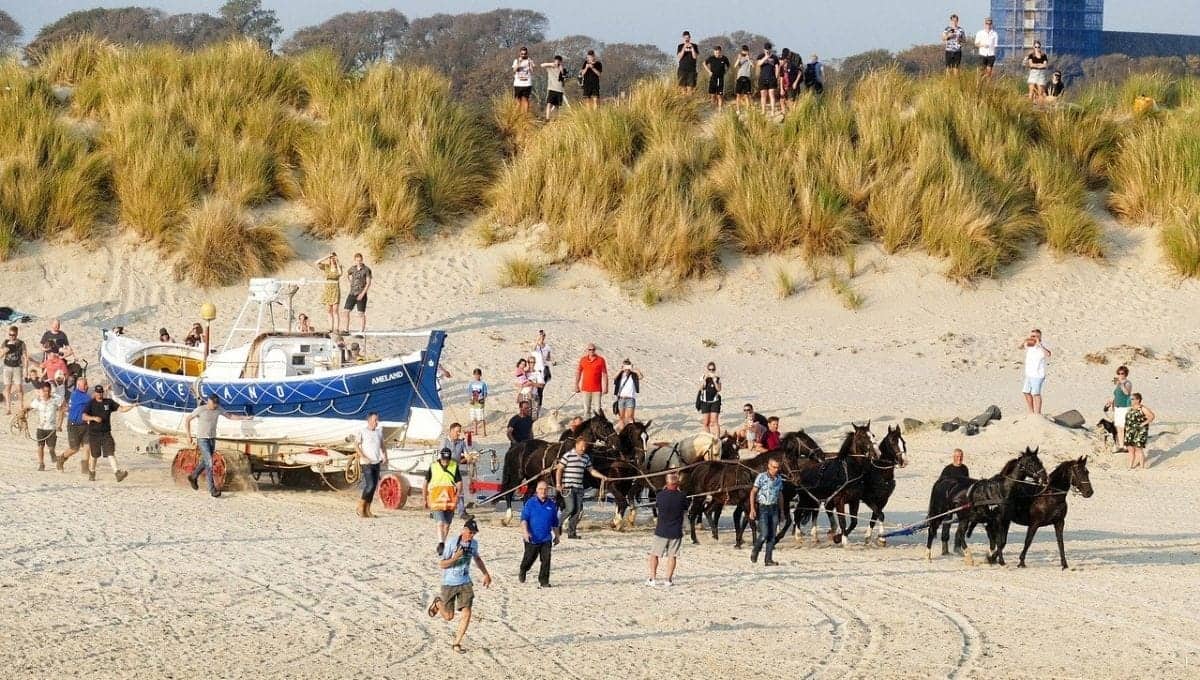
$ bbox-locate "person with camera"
[1105,366,1133,450]
[942,13,966,73]
[427,518,492,654]
[580,49,603,109]
[676,31,700,93]
[3,324,28,415]
[757,42,780,115]
[512,46,534,113]
[314,252,341,335]
[1020,328,1051,414]
[613,359,643,430]
[703,45,730,110]
[734,45,754,111]
[697,362,722,437]
[540,55,567,119]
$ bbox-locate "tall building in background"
[991,0,1104,60]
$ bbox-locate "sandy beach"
[2,203,1199,678]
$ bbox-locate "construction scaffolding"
[991,0,1104,61]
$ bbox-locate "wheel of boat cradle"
[211,452,228,491]
[378,474,408,510]
[171,448,199,486]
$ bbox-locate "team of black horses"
[494,411,1094,569]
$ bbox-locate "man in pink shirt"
[574,343,609,417]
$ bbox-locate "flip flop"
[451,643,465,654]
[426,597,442,618]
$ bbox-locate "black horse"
[925,472,975,559]
[787,423,876,545]
[498,412,617,516]
[956,447,1048,566]
[682,459,757,547]
[860,425,907,546]
[1011,456,1093,569]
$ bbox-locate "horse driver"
[941,449,970,479]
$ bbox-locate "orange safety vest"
[428,460,459,511]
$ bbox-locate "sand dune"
[1,211,1198,677]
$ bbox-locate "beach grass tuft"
[174,198,294,288]
[498,256,546,288]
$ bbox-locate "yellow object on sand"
[1133,96,1157,116]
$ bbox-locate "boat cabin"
[129,333,366,381]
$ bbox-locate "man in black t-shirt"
[40,319,71,358]
[648,472,687,586]
[3,325,28,414]
[703,46,731,109]
[580,49,603,109]
[507,400,534,444]
[676,31,700,92]
[81,385,135,482]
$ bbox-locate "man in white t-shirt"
[974,17,999,79]
[512,46,534,114]
[356,412,388,518]
[1020,329,1051,414]
[27,382,64,471]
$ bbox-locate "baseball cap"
[463,518,479,533]
[439,448,452,459]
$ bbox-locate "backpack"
[804,62,818,85]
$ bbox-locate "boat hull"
[100,331,446,448]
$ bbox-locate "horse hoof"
[877,538,887,547]
[1018,562,1026,568]
[963,549,975,567]
[925,549,932,562]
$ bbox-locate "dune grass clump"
[0,62,108,256]
[1161,206,1200,277]
[1043,205,1104,259]
[1109,112,1200,225]
[491,95,540,159]
[173,198,293,288]
[828,274,864,310]
[1037,105,1121,185]
[105,105,201,243]
[498,256,546,288]
[773,265,797,299]
[32,35,118,84]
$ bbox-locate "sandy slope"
[1,205,1198,678]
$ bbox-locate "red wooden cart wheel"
[211,452,228,491]
[172,449,199,486]
[378,474,408,510]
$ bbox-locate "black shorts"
[708,76,724,95]
[980,55,996,68]
[735,76,753,95]
[547,90,563,106]
[699,401,721,415]
[67,423,87,450]
[945,51,963,68]
[36,429,57,450]
[760,77,777,91]
[582,82,600,98]
[89,432,115,458]
[343,293,367,313]
[677,70,697,87]
[514,86,532,100]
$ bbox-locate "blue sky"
[15,1,1200,59]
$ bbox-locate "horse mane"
[1048,459,1075,490]
[836,431,856,458]
[998,456,1020,477]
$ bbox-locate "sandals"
[426,597,442,618]
[451,643,465,654]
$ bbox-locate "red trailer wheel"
[211,452,228,491]
[172,449,199,486]
[378,474,408,510]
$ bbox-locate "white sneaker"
[663,580,674,587]
[644,578,656,586]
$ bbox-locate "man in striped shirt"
[555,436,608,539]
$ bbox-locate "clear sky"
[14,1,1200,59]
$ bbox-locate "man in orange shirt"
[574,343,609,417]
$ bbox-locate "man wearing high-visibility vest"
[425,448,464,556]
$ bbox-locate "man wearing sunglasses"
[574,343,608,418]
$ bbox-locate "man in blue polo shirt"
[55,376,92,473]
[518,480,561,587]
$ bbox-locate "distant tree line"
[10,5,1200,100]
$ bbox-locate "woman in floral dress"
[1123,392,1155,470]
[314,253,342,334]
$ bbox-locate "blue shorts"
[617,397,636,411]
[1022,376,1045,395]
[432,510,455,525]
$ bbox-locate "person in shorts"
[341,253,372,334]
[676,31,699,92]
[734,45,754,110]
[467,368,489,437]
[704,45,730,109]
[647,472,686,586]
[1020,328,1051,414]
[697,362,722,436]
[943,13,966,72]
[3,325,28,415]
[424,448,463,555]
[427,518,492,654]
[975,17,999,78]
[26,382,63,471]
[540,55,567,119]
[574,343,608,417]
[512,46,534,112]
[81,385,134,483]
[55,376,91,473]
[580,49,603,109]
[612,358,643,430]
